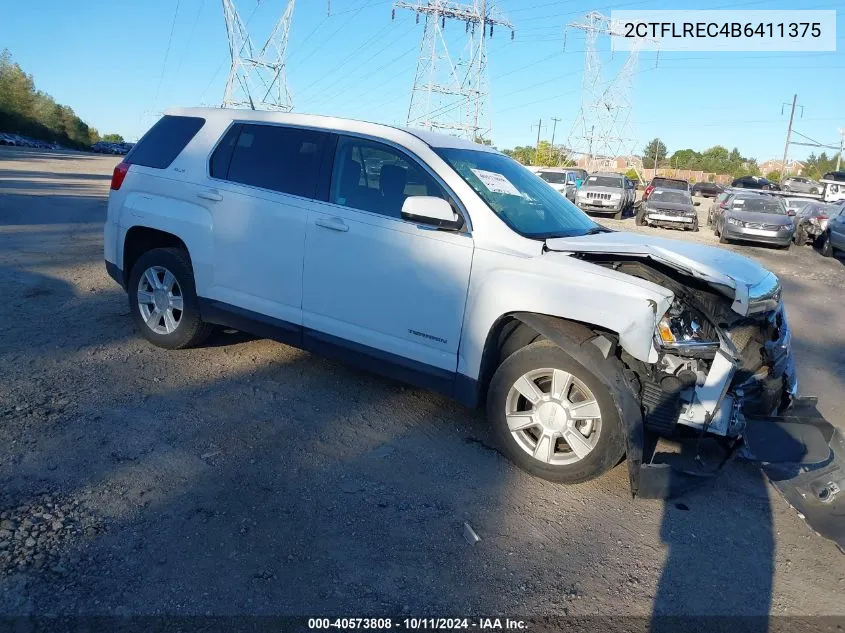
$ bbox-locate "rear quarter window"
[126,115,205,169]
[222,123,331,199]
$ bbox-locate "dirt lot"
[1,147,844,619]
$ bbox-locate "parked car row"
[90,141,134,155]
[0,132,63,149]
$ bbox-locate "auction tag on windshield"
[471,169,522,196]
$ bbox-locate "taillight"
[719,200,729,209]
[643,185,654,199]
[110,162,130,191]
[816,213,828,220]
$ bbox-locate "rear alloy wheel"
[487,340,625,483]
[128,248,213,349]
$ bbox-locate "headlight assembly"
[655,310,720,354]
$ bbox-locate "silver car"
[574,172,635,219]
[782,176,821,195]
[713,193,795,248]
[536,168,577,202]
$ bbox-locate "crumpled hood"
[545,231,777,316]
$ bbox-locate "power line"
[174,0,207,78]
[152,0,182,112]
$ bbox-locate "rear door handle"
[197,189,223,201]
[315,217,349,232]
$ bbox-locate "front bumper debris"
[744,402,845,553]
[638,397,844,553]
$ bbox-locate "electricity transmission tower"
[221,0,296,111]
[393,1,513,141]
[564,12,656,172]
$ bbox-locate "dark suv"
[642,176,689,201]
[731,176,780,190]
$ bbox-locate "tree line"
[643,138,761,179]
[498,137,765,181]
[0,49,121,149]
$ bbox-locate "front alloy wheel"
[487,339,626,484]
[505,368,601,465]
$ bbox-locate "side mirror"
[401,196,462,230]
[787,209,796,217]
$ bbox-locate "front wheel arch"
[473,313,644,493]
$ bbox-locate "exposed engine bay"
[591,258,796,441]
[542,234,843,550]
[572,255,843,551]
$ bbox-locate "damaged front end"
[567,252,842,551]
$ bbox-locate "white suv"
[104,108,808,493]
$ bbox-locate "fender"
[118,182,214,295]
[510,313,645,497]
[457,248,674,384]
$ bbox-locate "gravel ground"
[1,147,844,619]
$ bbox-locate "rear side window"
[222,123,330,199]
[127,115,205,169]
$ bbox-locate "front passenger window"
[330,136,452,219]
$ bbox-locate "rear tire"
[719,227,729,244]
[819,230,835,257]
[794,227,807,246]
[486,339,626,484]
[128,248,213,350]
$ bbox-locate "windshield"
[435,148,600,238]
[585,175,623,188]
[731,197,787,214]
[649,190,690,204]
[652,179,687,190]
[538,171,570,185]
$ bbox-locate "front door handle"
[315,217,349,232]
[197,189,223,201]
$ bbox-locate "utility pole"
[550,116,561,165]
[779,94,801,182]
[532,119,546,164]
[836,128,844,171]
[653,138,660,178]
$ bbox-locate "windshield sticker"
[471,169,522,196]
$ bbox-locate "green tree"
[669,148,701,170]
[765,170,781,182]
[642,138,667,168]
[102,133,124,143]
[0,48,106,148]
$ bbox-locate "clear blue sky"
[1,0,842,162]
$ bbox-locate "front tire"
[128,248,213,349]
[486,340,626,484]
